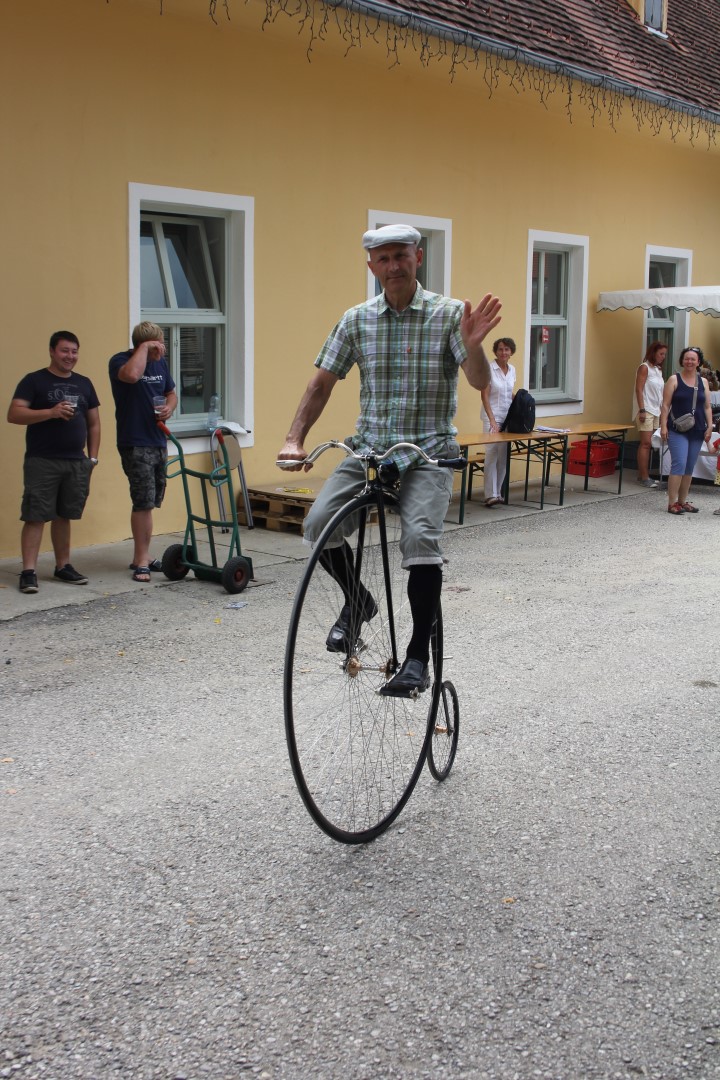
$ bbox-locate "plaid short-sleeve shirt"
[315,284,467,472]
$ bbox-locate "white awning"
[597,286,720,318]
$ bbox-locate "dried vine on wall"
[138,0,718,145]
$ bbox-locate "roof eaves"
[331,0,720,128]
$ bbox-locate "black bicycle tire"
[284,491,441,844]
[427,678,460,781]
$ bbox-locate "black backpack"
[501,389,536,434]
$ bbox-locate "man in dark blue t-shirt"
[8,331,101,594]
[109,321,177,582]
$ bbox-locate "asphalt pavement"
[2,479,719,1079]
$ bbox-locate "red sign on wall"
[541,326,550,344]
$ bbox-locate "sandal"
[681,502,700,513]
[131,565,151,582]
[128,559,163,572]
[485,497,503,507]
[667,502,685,515]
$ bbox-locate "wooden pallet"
[237,483,319,534]
[237,480,378,534]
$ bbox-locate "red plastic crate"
[566,458,617,477]
[567,438,619,465]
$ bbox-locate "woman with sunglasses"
[660,347,713,515]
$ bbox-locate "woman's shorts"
[636,413,660,433]
[303,453,455,568]
[21,456,92,522]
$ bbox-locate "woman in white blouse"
[632,341,667,487]
[481,338,517,506]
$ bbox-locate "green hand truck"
[159,423,254,593]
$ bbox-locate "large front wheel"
[284,493,442,844]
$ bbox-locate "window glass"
[542,252,565,315]
[645,0,663,29]
[530,247,568,396]
[646,258,678,371]
[141,211,225,427]
[179,326,219,414]
[163,221,213,309]
[531,252,540,314]
[529,325,566,393]
[140,222,167,308]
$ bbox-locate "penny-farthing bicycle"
[281,440,463,844]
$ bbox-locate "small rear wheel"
[161,543,190,581]
[222,555,251,594]
[427,679,459,781]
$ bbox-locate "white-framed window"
[366,210,452,299]
[129,184,254,447]
[526,230,588,414]
[645,246,691,376]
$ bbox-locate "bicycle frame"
[281,439,465,841]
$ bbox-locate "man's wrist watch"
[89,457,98,466]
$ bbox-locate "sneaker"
[637,478,659,488]
[19,570,39,594]
[53,563,88,584]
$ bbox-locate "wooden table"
[454,423,634,524]
[455,430,568,523]
[563,423,633,496]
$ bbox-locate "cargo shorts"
[21,457,93,522]
[119,446,168,512]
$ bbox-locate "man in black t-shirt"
[7,331,100,594]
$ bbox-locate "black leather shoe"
[379,658,431,698]
[326,594,378,653]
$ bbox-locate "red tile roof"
[363,0,720,119]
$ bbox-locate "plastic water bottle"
[207,394,221,432]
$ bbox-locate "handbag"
[670,377,698,433]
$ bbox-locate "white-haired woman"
[481,337,516,507]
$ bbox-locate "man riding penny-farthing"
[278,223,502,842]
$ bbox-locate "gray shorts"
[21,457,92,522]
[119,446,167,512]
[303,453,455,568]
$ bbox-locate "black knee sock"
[319,543,356,606]
[406,565,442,665]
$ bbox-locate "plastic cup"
[152,395,166,416]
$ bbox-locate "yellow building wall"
[2,0,719,557]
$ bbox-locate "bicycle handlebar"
[277,440,467,472]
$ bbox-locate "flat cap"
[362,224,421,250]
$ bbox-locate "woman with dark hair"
[632,341,666,487]
[480,337,516,506]
[660,348,713,515]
